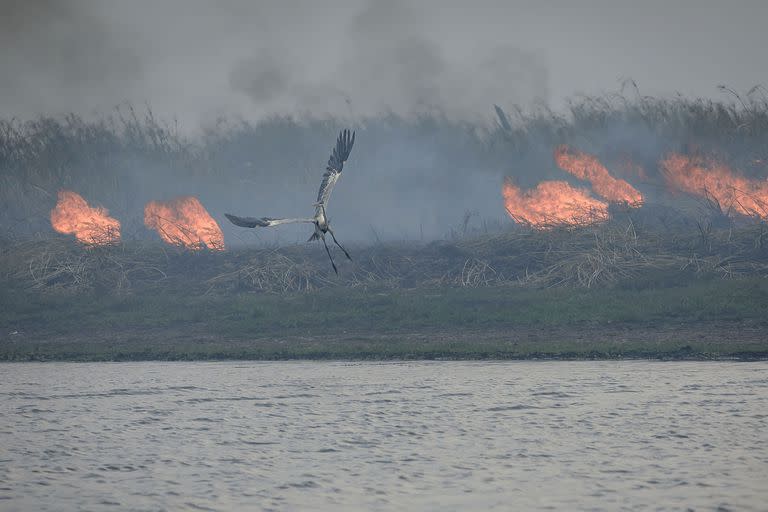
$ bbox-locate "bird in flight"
[225,129,356,274]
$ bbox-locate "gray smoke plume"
[1,0,765,125]
[0,0,552,124]
[1,0,766,246]
[0,0,143,117]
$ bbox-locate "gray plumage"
[224,215,315,228]
[225,129,356,274]
[316,129,355,214]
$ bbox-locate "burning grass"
[502,178,609,229]
[144,196,225,250]
[3,218,768,295]
[554,145,644,206]
[661,153,768,219]
[3,90,768,360]
[2,89,768,239]
[50,190,121,245]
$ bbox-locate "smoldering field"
[2,92,768,360]
[4,90,768,242]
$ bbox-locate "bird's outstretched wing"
[316,129,355,210]
[225,214,315,228]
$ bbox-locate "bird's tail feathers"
[307,232,320,242]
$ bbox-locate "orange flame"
[50,190,121,245]
[144,196,225,250]
[502,178,609,229]
[554,145,644,206]
[661,153,768,219]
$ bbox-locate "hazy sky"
[1,0,766,126]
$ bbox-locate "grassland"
[1,281,766,361]
[1,228,767,361]
[2,90,768,360]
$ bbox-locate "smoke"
[0,0,549,244]
[1,0,766,126]
[0,0,143,117]
[120,120,515,246]
[2,1,767,246]
[224,0,549,121]
[230,54,291,106]
[0,0,549,124]
[4,0,767,125]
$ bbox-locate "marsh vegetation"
[2,90,767,360]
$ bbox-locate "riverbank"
[2,281,766,361]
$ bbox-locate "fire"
[502,178,609,229]
[661,153,768,219]
[144,196,225,250]
[50,190,121,245]
[554,145,644,206]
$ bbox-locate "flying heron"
[225,129,356,274]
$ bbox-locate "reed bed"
[2,89,768,295]
[2,90,768,237]
[3,216,767,296]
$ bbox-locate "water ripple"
[1,361,766,511]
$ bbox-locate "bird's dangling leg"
[320,234,338,275]
[328,228,352,261]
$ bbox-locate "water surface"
[1,361,766,511]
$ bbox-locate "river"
[1,361,766,511]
